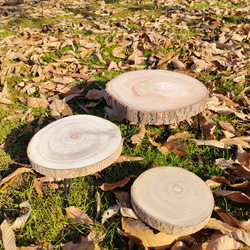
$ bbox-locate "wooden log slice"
[27,115,123,179]
[105,70,208,125]
[131,166,214,235]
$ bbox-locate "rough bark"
[105,70,208,125]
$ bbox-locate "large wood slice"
[131,166,214,235]
[105,70,208,125]
[27,115,123,179]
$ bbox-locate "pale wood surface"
[131,166,214,235]
[27,115,123,178]
[105,70,208,125]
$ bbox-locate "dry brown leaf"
[0,96,15,104]
[33,177,61,197]
[27,97,49,109]
[158,51,174,65]
[11,201,32,230]
[207,104,250,120]
[65,206,93,224]
[149,137,170,155]
[171,58,185,69]
[237,146,250,168]
[213,190,250,204]
[205,176,231,188]
[199,113,217,139]
[69,73,89,80]
[100,175,136,191]
[131,124,146,147]
[170,241,187,250]
[112,189,131,208]
[122,217,192,248]
[113,155,143,164]
[215,158,250,180]
[165,140,187,157]
[107,61,120,70]
[220,137,250,149]
[0,219,17,250]
[85,89,106,100]
[190,139,230,149]
[206,233,244,250]
[60,234,100,250]
[3,114,26,121]
[167,132,192,142]
[0,167,33,188]
[216,211,250,233]
[17,246,43,249]
[219,120,235,134]
[112,46,126,59]
[205,218,250,246]
[102,204,120,224]
[49,97,73,118]
[120,207,138,220]
[118,227,144,248]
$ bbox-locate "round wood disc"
[131,166,214,235]
[105,70,208,125]
[27,115,123,179]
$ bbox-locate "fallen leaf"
[170,241,187,250]
[85,89,106,100]
[219,120,235,134]
[60,233,100,250]
[199,113,217,139]
[171,57,185,69]
[65,206,93,224]
[237,146,250,168]
[0,219,17,250]
[205,218,250,246]
[95,191,101,220]
[113,155,143,164]
[131,124,146,147]
[122,217,192,248]
[33,177,61,197]
[101,204,120,224]
[100,175,136,191]
[206,176,231,188]
[0,167,33,192]
[112,189,131,208]
[11,201,32,230]
[220,137,250,149]
[165,140,187,157]
[120,207,138,220]
[213,190,250,204]
[112,46,126,59]
[206,233,244,250]
[190,139,230,149]
[167,132,192,142]
[216,211,250,234]
[27,97,49,109]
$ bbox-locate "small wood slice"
[105,70,208,125]
[131,166,214,235]
[27,115,123,179]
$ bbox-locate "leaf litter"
[0,0,250,248]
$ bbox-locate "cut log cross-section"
[131,166,214,236]
[105,70,209,125]
[27,115,123,179]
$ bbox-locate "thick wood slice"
[27,115,123,179]
[105,70,208,125]
[131,166,214,235]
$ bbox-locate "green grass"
[0,0,250,248]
